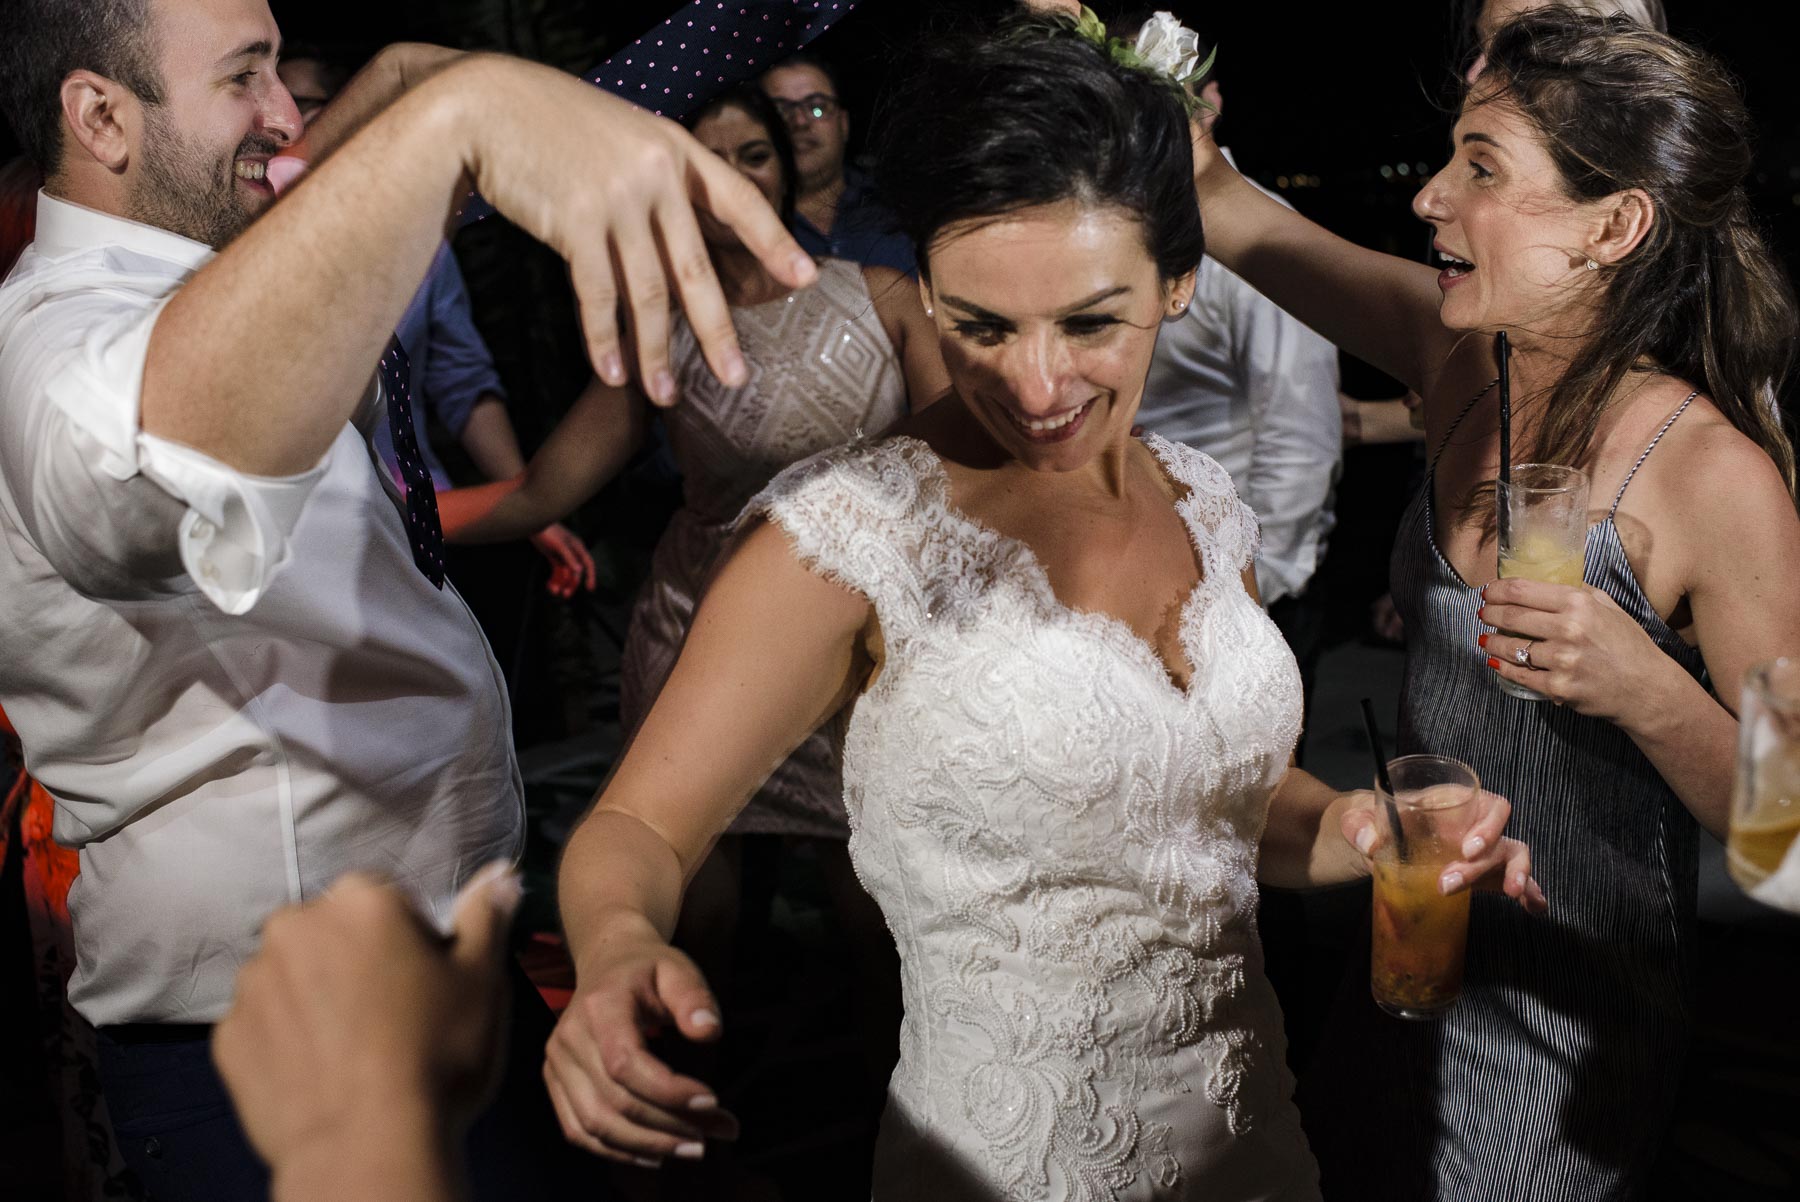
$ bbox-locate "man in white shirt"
[0,0,807,1196]
[1138,54,1342,731]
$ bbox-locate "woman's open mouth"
[1002,398,1095,444]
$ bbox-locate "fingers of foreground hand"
[611,221,678,407]
[543,1049,719,1164]
[1458,791,1512,862]
[1340,805,1378,857]
[547,1059,683,1168]
[568,247,628,388]
[1441,837,1545,913]
[650,193,746,393]
[546,1003,735,1161]
[569,536,597,590]
[1474,601,1561,640]
[685,147,816,295]
[654,955,725,1044]
[552,988,719,1123]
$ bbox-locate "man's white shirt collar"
[31,189,216,271]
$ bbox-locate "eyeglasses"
[771,93,840,123]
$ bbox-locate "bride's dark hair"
[871,13,1204,282]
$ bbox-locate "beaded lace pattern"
[750,433,1306,1200]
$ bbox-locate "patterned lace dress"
[749,434,1321,1201]
[620,258,908,839]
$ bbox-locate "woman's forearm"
[558,809,691,979]
[436,476,543,544]
[1619,661,1737,839]
[1259,767,1371,888]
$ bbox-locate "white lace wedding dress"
[750,433,1321,1201]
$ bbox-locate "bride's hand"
[1340,790,1548,914]
[543,935,739,1167]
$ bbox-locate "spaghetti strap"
[1609,390,1700,518]
[1429,378,1500,473]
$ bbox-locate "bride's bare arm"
[1190,132,1455,396]
[547,518,873,1165]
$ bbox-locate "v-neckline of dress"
[889,433,1221,702]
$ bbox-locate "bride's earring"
[1585,258,1601,271]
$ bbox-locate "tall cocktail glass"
[1370,754,1481,1020]
[1496,464,1590,701]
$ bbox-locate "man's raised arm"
[142,55,815,477]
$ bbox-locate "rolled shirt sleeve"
[2,287,328,614]
[415,245,507,439]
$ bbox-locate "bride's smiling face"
[922,200,1195,473]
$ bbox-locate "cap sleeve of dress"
[740,436,938,641]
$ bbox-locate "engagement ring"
[1515,642,1535,669]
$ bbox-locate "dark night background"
[5,0,1794,291]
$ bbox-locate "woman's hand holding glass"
[1478,576,1671,718]
[1339,787,1547,912]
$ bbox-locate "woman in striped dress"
[1189,10,1800,1200]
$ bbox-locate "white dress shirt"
[0,194,523,1026]
[1140,153,1342,606]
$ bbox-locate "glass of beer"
[1727,657,1800,893]
[1495,464,1591,701]
[1370,754,1481,1020]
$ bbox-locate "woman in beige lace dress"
[440,82,948,1107]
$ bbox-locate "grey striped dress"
[1307,390,1704,1201]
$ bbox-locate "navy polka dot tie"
[591,0,858,115]
[456,2,856,230]
[380,338,446,588]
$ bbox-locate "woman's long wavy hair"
[1474,10,1798,501]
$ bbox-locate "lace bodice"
[751,435,1318,1201]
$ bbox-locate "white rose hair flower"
[1064,5,1216,112]
[1134,12,1204,84]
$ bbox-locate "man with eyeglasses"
[761,51,915,273]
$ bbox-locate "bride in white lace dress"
[546,14,1540,1200]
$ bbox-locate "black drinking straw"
[1497,331,1513,544]
[1361,697,1408,862]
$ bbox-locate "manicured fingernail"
[674,1142,706,1161]
[690,1008,720,1031]
[1476,607,1487,622]
[723,349,747,386]
[688,1094,718,1112]
[1487,657,1502,670]
[1354,828,1374,855]
[651,370,675,403]
[1440,870,1465,894]
[791,252,817,281]
[1463,835,1486,857]
[1477,633,1489,649]
[600,352,624,383]
[632,1156,662,1169]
